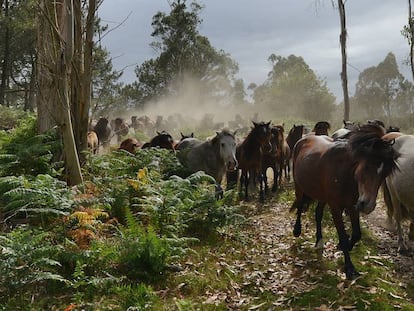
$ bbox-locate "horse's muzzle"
[227,159,238,171]
[355,199,376,215]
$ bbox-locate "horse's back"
[387,135,414,207]
[293,135,353,203]
[176,138,202,151]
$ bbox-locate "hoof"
[398,247,411,256]
[315,239,324,249]
[293,226,301,237]
[345,268,360,280]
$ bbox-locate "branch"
[99,11,132,41]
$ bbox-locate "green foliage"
[0,174,74,226]
[118,214,171,283]
[253,54,336,121]
[0,116,63,177]
[0,228,67,305]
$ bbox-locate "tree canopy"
[353,52,410,124]
[253,54,336,121]
[130,0,240,108]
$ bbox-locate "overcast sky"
[98,0,409,102]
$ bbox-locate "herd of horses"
[88,115,414,280]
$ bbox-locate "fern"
[0,117,63,177]
[0,174,74,226]
[0,228,68,301]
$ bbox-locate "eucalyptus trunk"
[0,0,10,106]
[37,0,82,185]
[338,0,350,121]
[409,0,414,81]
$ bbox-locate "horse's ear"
[233,129,238,136]
[190,132,194,137]
[267,121,271,126]
[157,131,161,135]
[252,120,258,127]
[180,132,184,138]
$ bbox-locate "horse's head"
[214,129,238,171]
[154,131,175,151]
[270,126,284,152]
[313,121,330,136]
[252,121,272,152]
[349,124,399,214]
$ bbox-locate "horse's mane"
[348,124,399,173]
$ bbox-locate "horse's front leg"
[330,207,359,280]
[315,201,325,249]
[348,207,361,251]
[272,165,279,193]
[242,170,249,201]
[258,170,265,203]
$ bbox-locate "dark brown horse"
[312,121,330,136]
[291,124,399,279]
[93,117,112,151]
[262,125,285,193]
[235,121,272,203]
[142,131,175,151]
[283,124,304,182]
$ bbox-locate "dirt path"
[188,192,414,309]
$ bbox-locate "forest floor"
[162,183,414,310]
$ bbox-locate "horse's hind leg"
[258,172,265,203]
[315,202,325,249]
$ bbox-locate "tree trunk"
[0,0,10,106]
[70,0,96,161]
[408,0,414,81]
[37,0,83,185]
[338,0,350,121]
[36,0,58,133]
[59,0,83,185]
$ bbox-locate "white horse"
[177,129,238,186]
[384,134,414,253]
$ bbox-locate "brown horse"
[93,117,112,151]
[142,131,175,151]
[312,121,330,136]
[119,138,142,154]
[235,121,272,203]
[262,125,285,193]
[87,131,98,154]
[283,124,304,182]
[291,124,399,279]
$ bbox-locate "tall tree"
[70,0,97,156]
[131,0,239,107]
[354,52,406,124]
[253,54,335,121]
[0,0,36,109]
[37,0,101,185]
[336,0,350,121]
[402,0,414,81]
